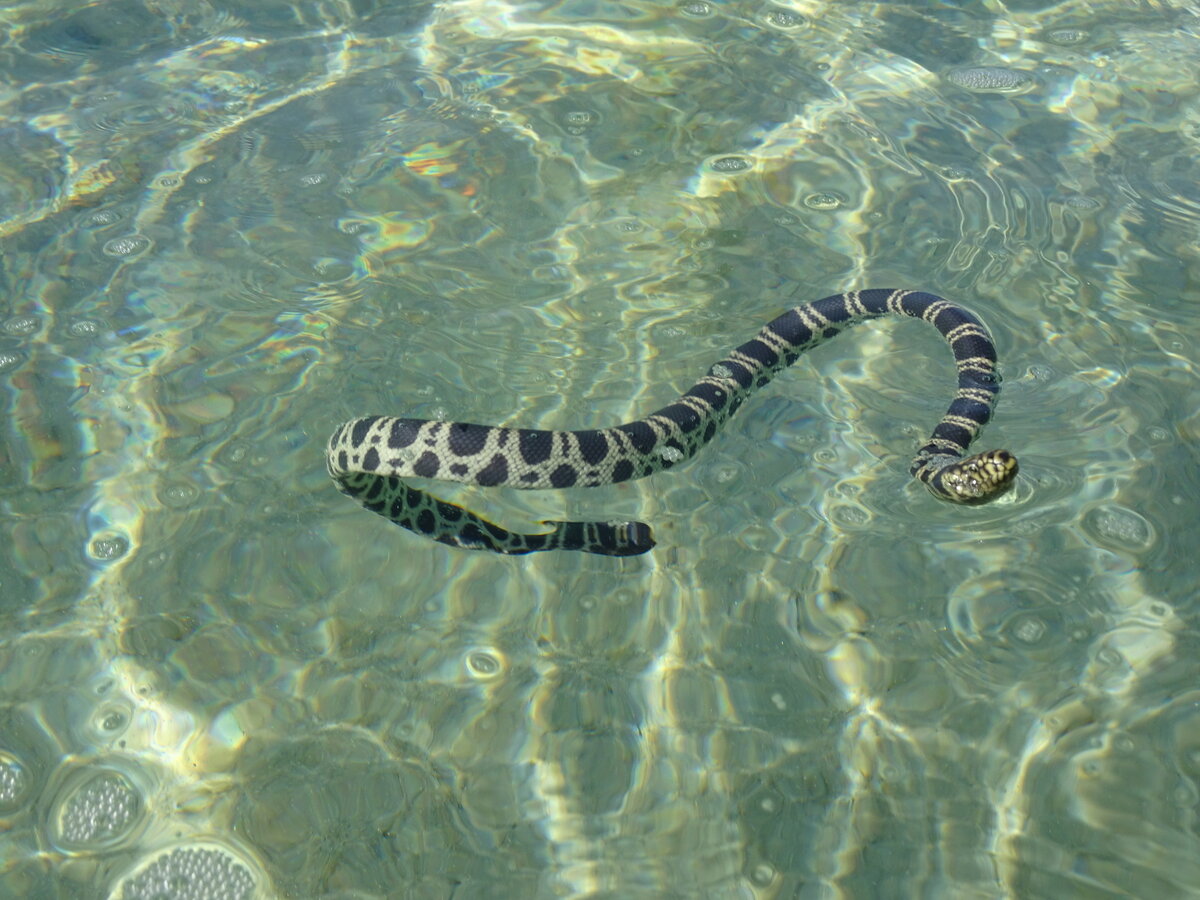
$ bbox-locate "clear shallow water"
[1,0,1198,897]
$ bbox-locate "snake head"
[933,449,1019,503]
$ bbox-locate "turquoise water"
[1,0,1198,897]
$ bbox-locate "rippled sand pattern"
[1,0,1198,897]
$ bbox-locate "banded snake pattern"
[326,289,1018,556]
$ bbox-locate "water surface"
[1,1,1198,897]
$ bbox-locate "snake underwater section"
[326,288,1019,554]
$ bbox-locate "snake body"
[327,289,1018,556]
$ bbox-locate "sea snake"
[326,288,1018,556]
